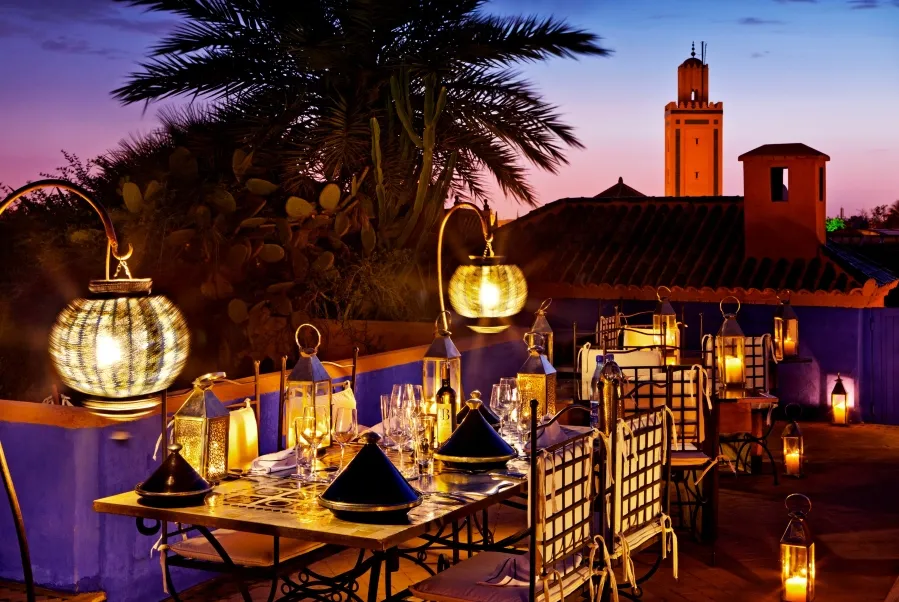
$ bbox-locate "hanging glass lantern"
[830,374,849,426]
[781,494,815,602]
[781,407,804,478]
[172,372,231,483]
[422,312,463,416]
[716,296,746,390]
[517,332,557,418]
[285,324,332,449]
[530,298,554,365]
[774,295,799,361]
[653,287,679,365]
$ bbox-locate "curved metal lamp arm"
[436,200,493,316]
[1,179,125,278]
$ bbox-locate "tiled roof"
[738,144,830,160]
[594,177,646,198]
[490,196,897,306]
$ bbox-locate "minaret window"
[691,90,696,101]
[771,167,790,202]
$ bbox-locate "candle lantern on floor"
[774,295,799,361]
[781,406,804,478]
[781,494,815,602]
[530,298,554,365]
[716,296,746,389]
[654,286,679,365]
[286,324,332,449]
[423,312,463,416]
[517,332,556,418]
[830,374,849,426]
[172,372,231,483]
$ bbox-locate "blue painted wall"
[0,336,528,601]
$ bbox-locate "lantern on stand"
[654,287,679,365]
[830,374,849,426]
[774,295,799,361]
[285,324,332,449]
[422,312,463,416]
[517,332,557,418]
[716,296,746,390]
[530,298,554,365]
[781,406,805,478]
[172,372,231,483]
[781,494,815,602]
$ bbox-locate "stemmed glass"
[407,384,425,417]
[516,397,533,453]
[332,407,358,476]
[391,403,413,476]
[491,382,513,439]
[380,394,394,448]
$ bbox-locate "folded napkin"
[249,449,296,475]
[525,421,593,452]
[478,556,532,587]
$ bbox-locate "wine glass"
[391,403,413,476]
[391,384,413,452]
[332,407,358,475]
[516,397,533,453]
[292,411,315,481]
[407,384,425,417]
[380,394,394,448]
[307,405,329,481]
[491,382,513,439]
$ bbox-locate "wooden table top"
[94,448,528,552]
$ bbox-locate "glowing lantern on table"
[172,372,231,483]
[781,494,815,602]
[530,298,554,365]
[716,296,746,390]
[285,324,332,449]
[517,332,556,418]
[781,418,804,478]
[830,374,849,426]
[653,286,679,365]
[422,312,462,416]
[774,297,799,361]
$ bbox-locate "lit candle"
[784,575,808,602]
[784,336,796,356]
[785,451,801,476]
[724,356,742,385]
[833,401,847,425]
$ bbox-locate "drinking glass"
[332,407,358,475]
[380,394,394,448]
[516,397,533,452]
[391,384,414,452]
[491,382,513,438]
[413,414,436,480]
[307,405,329,481]
[292,412,315,481]
[391,403,413,476]
[500,377,519,407]
[407,384,425,417]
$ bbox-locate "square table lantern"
[781,494,815,602]
[517,331,556,418]
[422,312,462,416]
[717,296,746,390]
[172,372,231,483]
[286,324,332,449]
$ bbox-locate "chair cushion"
[671,449,713,468]
[409,551,591,602]
[169,530,322,567]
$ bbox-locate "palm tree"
[112,0,610,210]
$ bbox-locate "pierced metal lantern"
[774,296,799,361]
[831,374,849,426]
[517,332,556,418]
[449,254,527,334]
[286,324,332,449]
[653,286,679,365]
[781,494,815,602]
[530,298,554,365]
[423,312,463,416]
[716,296,746,390]
[172,372,230,483]
[781,411,804,478]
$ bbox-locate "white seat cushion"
[169,530,322,567]
[671,449,713,468]
[409,551,591,602]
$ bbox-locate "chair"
[1,440,107,602]
[409,400,602,602]
[162,350,359,602]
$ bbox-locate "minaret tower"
[664,42,723,196]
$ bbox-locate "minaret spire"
[691,41,696,58]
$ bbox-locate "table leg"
[452,520,460,564]
[750,411,765,474]
[367,553,383,602]
[466,518,473,558]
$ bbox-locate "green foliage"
[826,217,846,232]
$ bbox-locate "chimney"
[738,143,830,260]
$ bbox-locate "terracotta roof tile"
[738,143,830,160]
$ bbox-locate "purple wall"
[0,336,528,601]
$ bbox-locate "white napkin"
[524,421,564,452]
[249,449,296,475]
[478,556,532,587]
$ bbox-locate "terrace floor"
[3,423,898,602]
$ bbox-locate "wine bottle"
[435,364,457,446]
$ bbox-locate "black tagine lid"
[456,390,501,429]
[436,398,516,466]
[319,432,422,513]
[136,443,211,498]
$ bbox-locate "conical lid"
[424,313,461,360]
[519,343,556,377]
[832,374,847,396]
[775,299,798,321]
[319,432,421,511]
[531,299,553,335]
[288,324,332,383]
[718,314,745,338]
[176,373,230,420]
[137,443,210,496]
[456,390,500,427]
[435,399,516,464]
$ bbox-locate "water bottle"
[589,354,604,428]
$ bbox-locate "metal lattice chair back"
[620,365,708,449]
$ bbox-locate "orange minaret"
[664,42,724,197]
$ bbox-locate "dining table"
[93,445,530,602]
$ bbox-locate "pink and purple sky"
[0,0,897,219]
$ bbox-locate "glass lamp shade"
[781,421,804,478]
[716,314,746,389]
[517,332,556,418]
[422,316,463,415]
[448,255,527,334]
[831,374,849,426]
[49,279,190,399]
[781,496,815,602]
[774,301,800,361]
[653,294,679,365]
[530,299,554,365]
[172,373,231,483]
